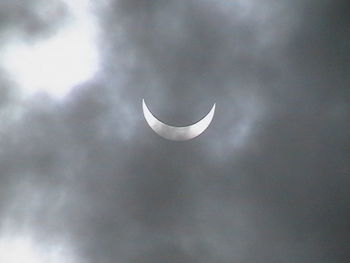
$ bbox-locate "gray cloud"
[0,0,68,41]
[0,0,349,262]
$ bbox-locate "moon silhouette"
[142,99,215,141]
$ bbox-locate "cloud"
[0,0,349,262]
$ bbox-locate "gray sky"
[0,0,349,262]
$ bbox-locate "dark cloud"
[0,0,349,262]
[0,0,68,41]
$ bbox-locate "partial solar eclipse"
[142,99,215,141]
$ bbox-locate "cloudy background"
[0,0,349,262]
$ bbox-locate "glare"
[0,235,73,263]
[1,0,99,100]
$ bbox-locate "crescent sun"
[142,99,216,141]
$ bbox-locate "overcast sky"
[0,0,349,262]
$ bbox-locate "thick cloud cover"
[0,0,349,262]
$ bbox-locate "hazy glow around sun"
[1,0,100,100]
[0,235,75,263]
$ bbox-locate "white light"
[0,237,40,263]
[0,235,73,263]
[1,0,99,100]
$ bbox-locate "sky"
[0,0,349,262]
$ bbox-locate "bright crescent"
[142,99,215,141]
